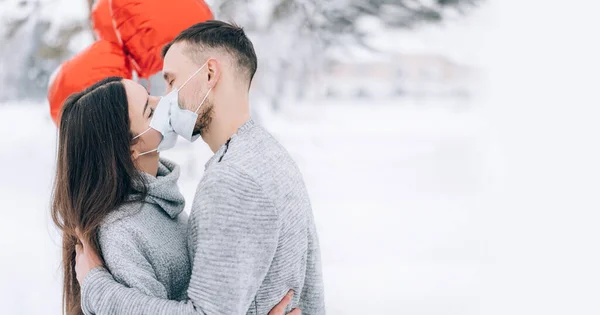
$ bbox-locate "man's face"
[162,42,214,136]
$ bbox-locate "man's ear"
[206,58,220,88]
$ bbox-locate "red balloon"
[48,40,132,125]
[110,0,214,78]
[91,0,120,45]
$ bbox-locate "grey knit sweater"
[81,119,325,315]
[82,159,190,315]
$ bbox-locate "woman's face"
[123,79,161,159]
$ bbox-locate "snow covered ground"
[0,100,486,314]
[4,0,600,313]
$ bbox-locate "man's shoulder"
[226,125,298,173]
[194,123,304,206]
[190,162,279,225]
[195,163,266,207]
[200,162,254,186]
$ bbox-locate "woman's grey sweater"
[84,158,190,314]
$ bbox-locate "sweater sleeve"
[80,164,280,315]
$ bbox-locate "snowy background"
[0,100,486,314]
[2,0,600,314]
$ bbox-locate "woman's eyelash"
[149,108,155,118]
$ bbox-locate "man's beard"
[193,100,214,137]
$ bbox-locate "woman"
[51,77,190,314]
[50,77,298,315]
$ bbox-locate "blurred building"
[322,52,477,101]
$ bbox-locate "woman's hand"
[268,290,301,315]
[74,229,103,285]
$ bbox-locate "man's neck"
[202,114,250,153]
[203,95,250,153]
[203,115,249,152]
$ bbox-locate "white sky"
[478,2,600,314]
[368,1,493,68]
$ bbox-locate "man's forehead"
[162,42,192,74]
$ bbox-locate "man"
[75,21,325,315]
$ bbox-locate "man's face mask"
[132,97,179,157]
[159,61,212,142]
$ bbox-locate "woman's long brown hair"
[51,77,147,314]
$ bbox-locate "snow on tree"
[0,0,93,102]
[0,0,481,106]
[210,0,482,109]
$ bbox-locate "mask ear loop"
[138,148,158,156]
[132,127,151,140]
[194,87,212,114]
[180,61,208,90]
[132,127,158,157]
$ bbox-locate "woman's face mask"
[132,95,178,157]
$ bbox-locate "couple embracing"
[52,20,324,315]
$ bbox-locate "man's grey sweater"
[81,119,325,315]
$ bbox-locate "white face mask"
[159,61,212,142]
[132,95,178,157]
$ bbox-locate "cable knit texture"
[81,158,190,315]
[81,120,325,315]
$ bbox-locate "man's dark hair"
[162,20,258,86]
